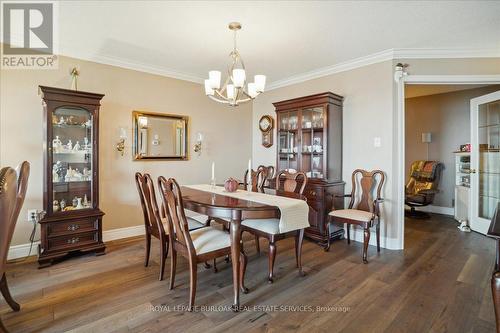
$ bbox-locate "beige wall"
[252,61,397,247]
[1,55,252,246]
[253,57,500,249]
[405,85,500,208]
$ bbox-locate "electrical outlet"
[27,209,38,223]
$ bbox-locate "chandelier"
[204,22,266,106]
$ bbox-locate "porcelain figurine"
[83,137,90,151]
[83,194,89,207]
[65,166,73,182]
[75,197,84,209]
[60,199,66,210]
[53,200,59,212]
[73,141,81,151]
[52,136,62,153]
[66,139,73,151]
[73,168,83,181]
[58,116,66,125]
[72,197,78,207]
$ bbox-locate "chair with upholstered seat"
[135,172,206,281]
[405,160,444,218]
[158,177,248,310]
[1,162,30,333]
[241,170,307,282]
[326,169,385,263]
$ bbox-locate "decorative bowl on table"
[224,178,239,192]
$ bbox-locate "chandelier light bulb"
[247,83,257,98]
[208,71,221,89]
[226,84,235,100]
[232,69,246,88]
[204,80,214,96]
[254,75,266,92]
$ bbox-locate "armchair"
[405,161,444,218]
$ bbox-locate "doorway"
[395,74,500,249]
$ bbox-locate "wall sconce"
[194,132,203,156]
[117,127,127,156]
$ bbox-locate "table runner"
[184,184,309,233]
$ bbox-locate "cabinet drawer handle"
[67,237,80,244]
[67,224,80,231]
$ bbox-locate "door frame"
[470,90,500,234]
[395,73,500,249]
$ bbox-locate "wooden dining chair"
[158,177,248,310]
[257,165,275,186]
[241,170,308,283]
[243,168,267,192]
[326,169,385,263]
[1,162,29,333]
[135,172,206,281]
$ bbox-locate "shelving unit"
[38,86,105,267]
[454,151,471,223]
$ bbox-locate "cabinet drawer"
[48,232,98,251]
[47,219,97,237]
[305,188,323,202]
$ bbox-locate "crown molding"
[74,52,205,85]
[8,41,495,90]
[267,49,395,90]
[266,47,500,91]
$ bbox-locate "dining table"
[181,186,304,310]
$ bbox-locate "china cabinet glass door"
[278,110,299,172]
[51,106,93,214]
[470,90,500,234]
[301,106,325,179]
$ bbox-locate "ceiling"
[37,1,500,87]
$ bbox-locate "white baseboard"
[7,225,146,261]
[103,225,145,242]
[418,205,454,216]
[7,242,40,260]
[348,227,403,250]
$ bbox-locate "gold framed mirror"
[132,111,189,160]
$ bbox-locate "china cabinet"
[38,86,105,267]
[270,92,345,248]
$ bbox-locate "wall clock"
[259,115,274,148]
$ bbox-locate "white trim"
[396,74,500,251]
[102,225,145,242]
[405,75,500,85]
[42,46,500,89]
[7,225,145,261]
[267,49,394,90]
[267,48,500,91]
[7,242,40,261]
[418,205,454,216]
[393,48,500,59]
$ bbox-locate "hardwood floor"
[1,214,496,332]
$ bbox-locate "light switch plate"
[373,137,382,148]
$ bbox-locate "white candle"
[211,162,215,181]
[248,159,252,185]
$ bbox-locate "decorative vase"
[224,178,239,192]
[76,198,84,209]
